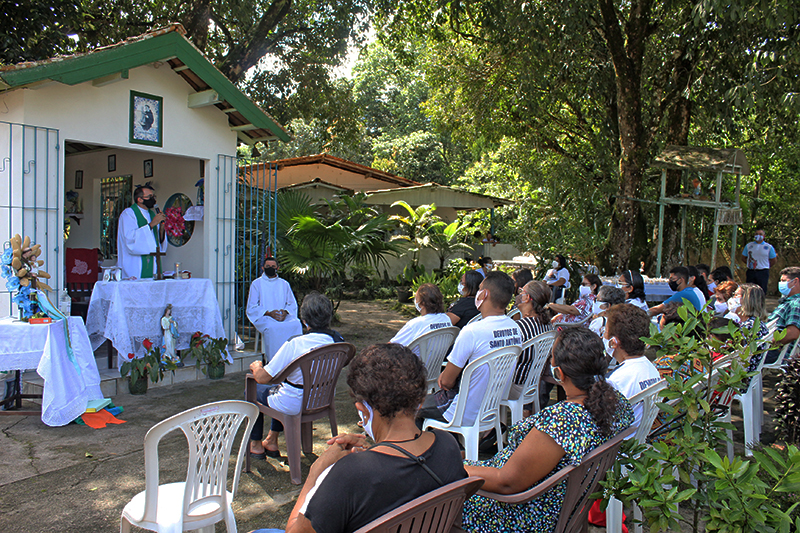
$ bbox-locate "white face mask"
[579,285,592,298]
[754,234,764,243]
[357,401,375,440]
[475,289,487,310]
[552,260,559,269]
[458,282,465,295]
[414,299,422,313]
[727,297,741,313]
[714,300,729,314]
[603,336,616,358]
[592,301,604,315]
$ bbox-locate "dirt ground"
[0,299,787,532]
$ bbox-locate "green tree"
[427,219,473,270]
[389,201,440,268]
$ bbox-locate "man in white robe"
[246,257,303,359]
[116,186,167,279]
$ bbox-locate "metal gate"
[0,121,62,316]
[213,155,277,347]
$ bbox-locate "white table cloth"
[600,277,673,302]
[86,279,227,369]
[0,316,103,426]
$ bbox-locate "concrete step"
[21,347,260,399]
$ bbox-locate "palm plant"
[388,200,440,269]
[427,219,473,270]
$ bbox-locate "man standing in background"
[741,229,777,294]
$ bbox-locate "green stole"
[131,204,159,279]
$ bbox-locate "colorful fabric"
[739,317,769,390]
[461,394,633,533]
[742,241,776,270]
[558,293,595,324]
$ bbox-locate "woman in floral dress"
[461,327,634,532]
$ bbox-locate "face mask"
[603,336,616,358]
[485,263,493,270]
[668,279,679,292]
[515,292,528,307]
[458,282,465,295]
[592,301,604,315]
[475,289,487,310]
[727,297,741,313]
[550,365,562,383]
[142,197,156,209]
[754,235,764,243]
[264,266,277,278]
[715,300,730,314]
[357,401,375,440]
[414,299,423,313]
[552,261,559,269]
[779,281,792,296]
[579,285,591,298]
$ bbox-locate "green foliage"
[600,305,799,532]
[190,332,229,374]
[389,201,440,268]
[426,219,473,270]
[774,355,800,445]
[120,339,175,384]
[396,263,425,287]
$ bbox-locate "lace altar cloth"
[86,279,228,369]
[0,317,103,426]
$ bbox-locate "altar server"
[116,185,167,279]
[246,256,303,359]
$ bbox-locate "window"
[100,175,132,259]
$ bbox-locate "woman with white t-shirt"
[618,269,649,311]
[247,292,344,458]
[390,283,453,348]
[544,254,570,302]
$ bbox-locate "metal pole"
[731,174,741,275]
[710,170,723,268]
[656,169,667,277]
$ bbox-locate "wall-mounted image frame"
[144,159,153,178]
[108,154,116,172]
[129,91,163,147]
[75,170,83,189]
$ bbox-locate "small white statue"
[160,304,182,366]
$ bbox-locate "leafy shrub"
[774,355,800,445]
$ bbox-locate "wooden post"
[149,248,166,280]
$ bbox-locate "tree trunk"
[182,0,212,51]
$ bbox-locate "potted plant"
[191,332,229,379]
[120,338,175,394]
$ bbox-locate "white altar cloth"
[86,279,228,369]
[0,317,103,426]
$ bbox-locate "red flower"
[128,353,135,359]
[143,338,153,350]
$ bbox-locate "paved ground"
[0,298,787,532]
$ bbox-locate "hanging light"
[251,144,261,158]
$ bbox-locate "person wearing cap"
[741,229,777,294]
[116,185,167,279]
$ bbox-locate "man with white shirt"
[116,185,167,279]
[246,257,303,360]
[741,229,777,295]
[390,283,453,349]
[605,304,660,428]
[416,271,522,427]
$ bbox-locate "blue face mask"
[779,281,792,296]
[357,400,375,440]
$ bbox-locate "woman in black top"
[446,270,483,328]
[283,344,466,533]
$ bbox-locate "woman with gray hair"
[247,291,344,458]
[589,285,626,337]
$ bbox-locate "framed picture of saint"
[129,91,163,147]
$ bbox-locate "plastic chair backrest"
[406,327,460,384]
[447,344,522,428]
[140,400,258,526]
[466,313,483,326]
[506,307,522,320]
[476,426,635,533]
[353,477,484,533]
[627,379,667,444]
[516,330,556,400]
[270,342,356,416]
[764,337,800,370]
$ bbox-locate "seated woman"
[711,280,738,317]
[618,269,649,311]
[588,285,626,338]
[390,283,453,348]
[447,270,483,328]
[474,256,494,279]
[544,254,570,302]
[247,292,344,458]
[461,327,633,532]
[734,283,769,389]
[549,273,602,324]
[283,344,467,533]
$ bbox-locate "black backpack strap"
[371,440,444,486]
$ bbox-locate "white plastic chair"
[406,326,460,391]
[422,345,521,461]
[500,330,556,424]
[762,336,800,371]
[606,379,668,533]
[465,313,483,326]
[506,307,522,320]
[120,400,259,533]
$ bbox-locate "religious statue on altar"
[116,185,167,279]
[160,304,182,366]
[246,256,302,360]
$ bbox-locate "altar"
[86,278,227,369]
[0,317,103,426]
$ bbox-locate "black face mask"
[142,197,156,209]
[668,279,680,291]
[264,266,277,277]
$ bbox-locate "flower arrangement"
[1,234,52,319]
[191,332,229,376]
[164,207,185,238]
[120,338,176,385]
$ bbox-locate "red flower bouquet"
[164,207,185,238]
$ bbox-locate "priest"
[246,256,303,359]
[116,185,167,279]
